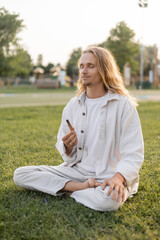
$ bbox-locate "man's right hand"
[62,130,78,155]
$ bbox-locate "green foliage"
[66,47,82,78]
[5,48,33,77]
[0,53,9,76]
[0,8,32,77]
[0,102,160,239]
[135,81,152,89]
[143,44,158,76]
[100,21,140,74]
[44,63,55,73]
[0,8,24,53]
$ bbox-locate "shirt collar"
[78,91,86,104]
[78,90,120,105]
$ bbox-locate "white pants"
[14,164,129,212]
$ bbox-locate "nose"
[81,66,88,74]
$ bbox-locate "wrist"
[82,181,89,189]
[115,172,125,183]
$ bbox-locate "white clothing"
[78,95,107,172]
[14,91,144,211]
[14,164,129,212]
[56,91,144,196]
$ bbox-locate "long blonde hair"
[77,46,138,106]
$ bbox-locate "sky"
[1,0,160,66]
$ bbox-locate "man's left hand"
[101,173,126,202]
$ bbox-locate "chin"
[82,80,91,87]
[82,82,92,87]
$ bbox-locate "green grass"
[0,85,76,94]
[0,102,160,240]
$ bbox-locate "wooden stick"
[66,119,74,131]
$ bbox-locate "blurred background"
[0,0,160,106]
[1,2,160,239]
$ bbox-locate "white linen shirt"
[55,91,144,195]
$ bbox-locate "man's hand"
[62,130,78,155]
[101,173,126,202]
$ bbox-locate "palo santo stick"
[66,119,74,131]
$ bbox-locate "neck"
[86,86,107,99]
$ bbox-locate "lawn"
[0,102,159,240]
[0,85,77,94]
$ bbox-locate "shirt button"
[82,112,85,116]
[79,147,82,150]
[81,130,84,133]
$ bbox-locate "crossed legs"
[14,164,128,211]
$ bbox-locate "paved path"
[132,90,160,102]
[0,92,75,108]
[0,90,160,108]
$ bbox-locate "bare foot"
[83,178,102,189]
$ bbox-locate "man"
[14,46,144,211]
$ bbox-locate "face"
[79,52,102,88]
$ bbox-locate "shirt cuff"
[55,140,77,163]
[115,165,138,188]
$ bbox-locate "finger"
[64,133,76,146]
[117,187,123,202]
[71,136,78,146]
[122,189,126,202]
[74,135,78,145]
[66,136,76,146]
[112,185,119,200]
[107,183,114,196]
[95,181,102,187]
[62,131,74,141]
[101,180,108,190]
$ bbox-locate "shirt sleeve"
[115,100,144,187]
[55,103,77,163]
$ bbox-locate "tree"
[6,48,33,77]
[66,48,82,78]
[0,8,24,55]
[0,7,33,77]
[143,44,158,76]
[100,21,139,74]
[44,63,55,74]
